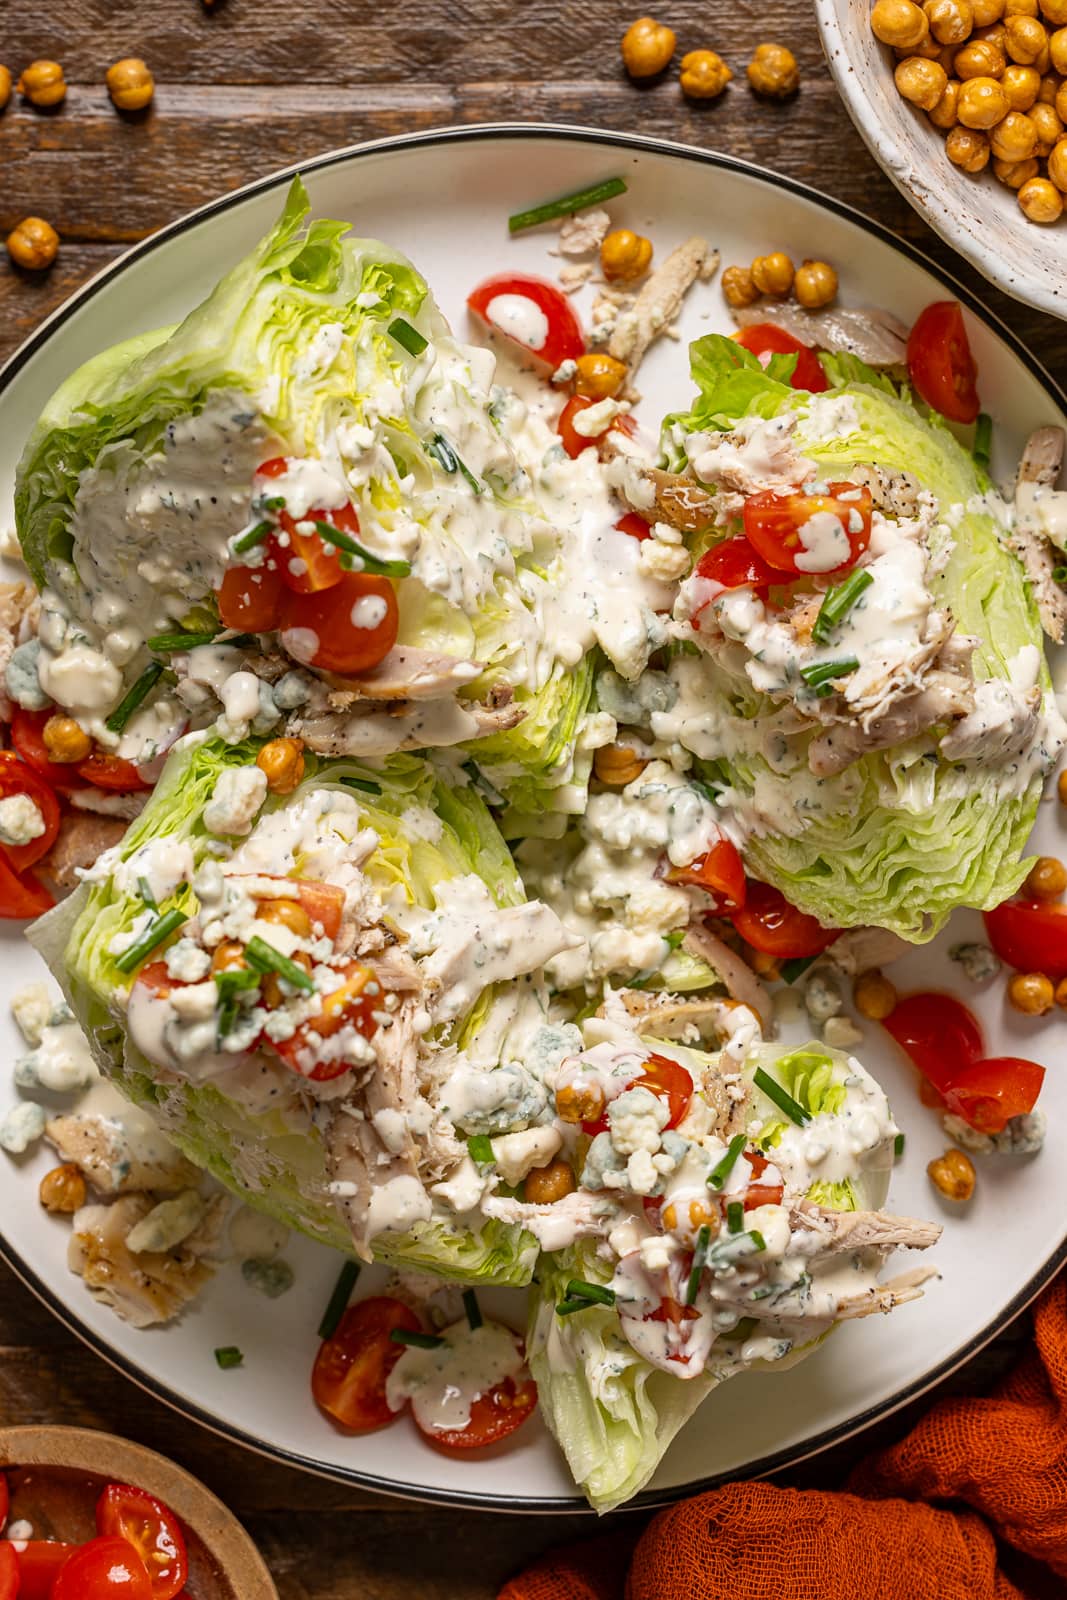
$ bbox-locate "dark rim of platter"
[1,122,1065,1515]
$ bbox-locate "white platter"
[1,125,1065,1512]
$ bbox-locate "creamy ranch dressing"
[385,1320,525,1431]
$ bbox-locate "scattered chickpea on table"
[17,58,66,107]
[6,217,60,271]
[619,17,801,104]
[106,56,155,112]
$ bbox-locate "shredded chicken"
[40,814,128,891]
[67,789,148,820]
[834,1265,941,1320]
[291,697,523,758]
[46,1113,200,1195]
[318,646,483,703]
[848,463,925,519]
[732,302,909,368]
[608,237,714,371]
[1016,425,1065,489]
[823,925,911,975]
[1012,425,1067,643]
[681,924,769,1018]
[791,1202,943,1255]
[807,673,975,775]
[68,1193,224,1327]
[612,989,727,1041]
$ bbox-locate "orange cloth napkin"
[500,1275,1067,1600]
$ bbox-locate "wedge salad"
[2,174,1065,1512]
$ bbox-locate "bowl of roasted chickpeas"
[815,0,1067,319]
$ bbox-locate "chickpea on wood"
[747,42,801,97]
[6,217,59,271]
[680,49,733,99]
[794,258,838,308]
[928,1148,976,1201]
[620,16,676,78]
[600,228,652,282]
[751,251,795,295]
[872,0,932,48]
[106,57,154,111]
[17,60,66,107]
[0,66,11,111]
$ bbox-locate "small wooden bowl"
[0,1426,277,1600]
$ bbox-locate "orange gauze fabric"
[499,1275,1067,1600]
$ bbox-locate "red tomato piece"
[134,962,174,999]
[881,991,984,1095]
[75,753,151,794]
[0,851,54,920]
[51,1537,153,1600]
[615,512,651,542]
[640,1053,694,1129]
[468,273,585,369]
[312,1296,422,1431]
[13,1542,79,1600]
[734,324,829,393]
[942,1055,1046,1135]
[269,959,381,1081]
[0,752,60,871]
[664,836,746,914]
[906,300,980,424]
[0,1544,16,1600]
[10,710,81,792]
[217,561,285,632]
[418,1329,537,1452]
[0,1472,7,1531]
[984,899,1067,979]
[557,395,599,459]
[742,483,872,578]
[235,876,345,942]
[743,1182,785,1210]
[274,501,365,597]
[647,1294,700,1326]
[731,881,838,959]
[96,1484,187,1600]
[256,457,288,479]
[278,573,398,676]
[692,539,789,616]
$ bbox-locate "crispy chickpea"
[794,258,839,308]
[106,57,154,112]
[747,41,801,97]
[17,59,66,107]
[600,227,653,282]
[620,15,676,78]
[947,122,993,164]
[1050,25,1067,68]
[1042,0,1067,21]
[1019,171,1065,213]
[39,1163,87,1214]
[853,969,898,1020]
[256,897,313,938]
[1005,13,1049,57]
[957,74,1010,120]
[1007,0,1039,13]
[956,37,1008,73]
[972,0,1006,20]
[1048,133,1067,185]
[751,250,795,295]
[1057,80,1067,119]
[1055,975,1067,1008]
[685,1197,720,1233]
[1033,37,1052,65]
[929,75,963,122]
[925,0,974,42]
[0,66,11,110]
[256,736,305,795]
[974,18,1010,44]
[1029,97,1063,145]
[1024,853,1067,897]
[721,264,760,306]
[928,1147,976,1202]
[555,1080,606,1125]
[898,32,950,55]
[748,947,781,980]
[41,714,91,763]
[680,48,733,98]
[6,217,59,271]
[574,351,628,398]
[211,940,248,974]
[991,107,1039,154]
[994,151,1041,180]
[1008,970,1055,1012]
[896,54,950,105]
[872,0,931,47]
[593,742,648,787]
[1001,62,1042,103]
[1058,768,1067,805]
[523,1157,576,1205]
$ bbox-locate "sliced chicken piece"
[807,674,975,776]
[847,463,925,518]
[1008,518,1067,644]
[291,697,524,758]
[791,1203,943,1255]
[480,1188,603,1248]
[682,924,770,1019]
[46,1112,200,1195]
[613,990,728,1040]
[39,814,128,891]
[67,789,148,820]
[318,646,483,704]
[732,302,909,368]
[608,237,714,371]
[1016,425,1065,490]
[822,925,911,975]
[833,1265,940,1320]
[68,1194,218,1327]
[1012,427,1067,643]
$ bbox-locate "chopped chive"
[811,570,873,646]
[467,1134,494,1166]
[244,935,315,993]
[747,1231,767,1252]
[114,907,188,974]
[424,434,483,496]
[311,520,411,578]
[894,1132,906,1159]
[389,316,428,356]
[389,1328,445,1350]
[219,633,260,649]
[262,495,287,511]
[147,630,221,654]
[726,1200,744,1234]
[799,656,859,695]
[214,966,262,1043]
[137,877,157,913]
[508,176,627,234]
[780,954,819,985]
[685,1223,712,1306]
[973,412,992,469]
[463,1288,482,1330]
[317,1260,361,1339]
[555,1297,598,1317]
[232,520,274,555]
[214,1346,243,1369]
[565,1279,616,1308]
[340,775,382,795]
[753,1066,810,1127]
[105,661,164,734]
[707,1133,746,1191]
[1054,565,1067,587]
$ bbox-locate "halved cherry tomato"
[906,300,980,424]
[217,560,286,632]
[13,1542,79,1599]
[731,880,838,959]
[468,274,585,370]
[419,1330,538,1452]
[97,1484,187,1600]
[269,959,380,1081]
[942,1055,1046,1135]
[881,991,984,1095]
[664,836,746,914]
[647,1295,700,1326]
[52,1537,153,1600]
[984,899,1067,979]
[583,1052,694,1137]
[0,752,60,872]
[556,396,637,460]
[0,851,54,920]
[11,709,80,791]
[312,1296,422,1431]
[734,324,829,393]
[75,753,151,794]
[615,512,651,542]
[742,483,872,577]
[278,573,398,677]
[134,961,174,999]
[249,877,345,941]
[0,1544,16,1600]
[691,538,788,616]
[256,456,360,596]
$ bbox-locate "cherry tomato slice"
[274,501,365,597]
[557,395,600,459]
[269,959,380,1081]
[615,512,651,542]
[640,1053,694,1130]
[906,300,980,424]
[743,1182,785,1210]
[0,850,54,920]
[881,990,984,1095]
[248,877,345,941]
[52,1537,153,1600]
[468,273,585,369]
[0,751,60,872]
[647,1294,700,1326]
[278,573,398,677]
[692,538,789,616]
[10,710,80,792]
[134,961,174,999]
[942,1055,1046,1135]
[218,561,285,632]
[0,1544,16,1600]
[419,1331,537,1452]
[731,880,838,959]
[75,753,151,793]
[312,1296,422,1431]
[742,483,872,578]
[664,836,746,913]
[734,324,829,393]
[13,1542,80,1600]
[984,899,1067,979]
[96,1484,187,1600]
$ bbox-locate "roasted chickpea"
[1048,132,1067,185]
[955,37,1008,73]
[523,1157,576,1204]
[1030,97,1063,145]
[991,106,1039,153]
[17,59,66,107]
[1055,975,1067,1009]
[750,250,795,295]
[600,227,653,281]
[0,66,11,110]
[872,0,931,47]
[1008,970,1055,1012]
[925,0,974,42]
[1057,79,1067,119]
[1001,62,1042,103]
[896,54,950,104]
[211,940,247,974]
[928,1148,976,1201]
[947,122,993,164]
[1033,36,1052,65]
[620,15,676,78]
[853,970,899,1020]
[1024,853,1067,897]
[1042,0,1067,22]
[1005,13,1049,57]
[929,75,963,122]
[1049,24,1067,68]
[41,713,91,763]
[1019,171,1065,213]
[6,217,59,270]
[256,736,305,794]
[256,897,313,938]
[722,264,760,306]
[555,1080,606,1125]
[593,742,648,787]
[794,258,839,308]
[574,351,628,398]
[680,48,733,98]
[972,0,1006,20]
[899,32,951,55]
[748,947,781,980]
[747,41,800,97]
[994,152,1041,180]
[106,56,154,112]
[39,1163,87,1214]
[1058,767,1067,805]
[1007,0,1039,14]
[957,73,1010,120]
[974,18,1010,44]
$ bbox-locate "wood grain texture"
[0,1,1060,1595]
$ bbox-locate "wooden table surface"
[1,2,1064,1596]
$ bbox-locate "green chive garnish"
[811,570,873,646]
[753,1066,810,1127]
[565,1279,616,1308]
[147,630,221,654]
[1054,565,1067,587]
[317,1260,361,1339]
[389,317,428,356]
[467,1134,494,1166]
[114,907,188,974]
[747,1231,767,1252]
[799,656,859,696]
[244,936,314,993]
[311,520,411,578]
[389,1328,445,1350]
[685,1223,712,1306]
[340,776,382,795]
[232,520,274,555]
[508,176,627,234]
[214,966,262,1043]
[214,1346,243,1369]
[707,1134,746,1191]
[780,954,819,985]
[137,876,157,913]
[262,494,287,511]
[894,1132,906,1159]
[463,1288,482,1330]
[555,1298,596,1317]
[726,1200,744,1234]
[105,661,164,734]
[424,435,483,496]
[973,412,992,469]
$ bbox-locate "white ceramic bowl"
[815,0,1067,321]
